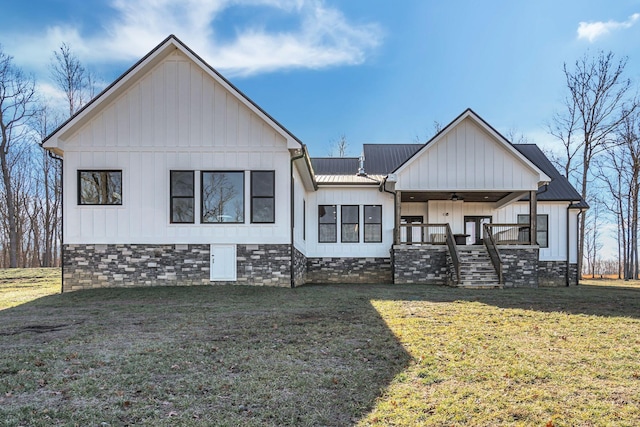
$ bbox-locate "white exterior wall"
[425,201,572,261]
[63,51,292,245]
[397,117,541,191]
[306,186,394,258]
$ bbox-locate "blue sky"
[1,0,639,157]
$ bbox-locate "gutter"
[290,147,306,288]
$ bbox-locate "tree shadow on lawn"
[0,285,412,426]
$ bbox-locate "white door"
[210,244,237,281]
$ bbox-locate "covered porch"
[390,190,541,289]
[392,189,539,246]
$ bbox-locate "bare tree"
[33,104,62,267]
[50,43,92,116]
[550,51,637,278]
[414,121,444,144]
[328,134,349,157]
[0,47,38,268]
[505,128,531,145]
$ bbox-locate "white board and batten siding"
[62,50,292,245]
[396,117,542,192]
[427,200,576,262]
[305,186,394,258]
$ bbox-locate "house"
[42,35,587,292]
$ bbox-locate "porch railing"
[484,223,531,245]
[483,223,503,284]
[397,223,448,245]
[445,223,461,285]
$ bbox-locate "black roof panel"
[362,144,422,175]
[311,157,359,175]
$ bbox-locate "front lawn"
[1,271,639,426]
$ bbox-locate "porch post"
[529,190,537,245]
[395,191,402,245]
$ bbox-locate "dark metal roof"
[513,144,588,207]
[311,157,359,175]
[362,144,423,175]
[309,142,587,206]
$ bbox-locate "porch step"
[455,245,502,289]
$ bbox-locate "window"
[201,171,244,223]
[517,214,548,248]
[78,170,122,205]
[251,171,275,223]
[303,200,306,241]
[318,205,337,243]
[364,205,382,243]
[341,205,359,242]
[170,171,194,223]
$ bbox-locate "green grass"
[1,270,639,426]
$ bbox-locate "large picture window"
[78,170,122,205]
[341,205,359,242]
[364,205,382,243]
[251,171,275,223]
[201,171,244,223]
[170,171,194,223]
[318,205,337,243]
[517,214,548,248]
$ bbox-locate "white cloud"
[8,0,382,77]
[577,13,640,42]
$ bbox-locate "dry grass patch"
[361,285,640,426]
[0,268,60,310]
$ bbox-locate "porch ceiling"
[401,191,511,203]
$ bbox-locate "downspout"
[47,150,64,294]
[290,148,306,288]
[576,207,586,285]
[566,203,572,287]
[380,176,397,281]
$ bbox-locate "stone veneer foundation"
[305,257,392,284]
[63,243,293,292]
[392,245,452,285]
[538,261,579,286]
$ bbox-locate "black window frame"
[341,205,360,243]
[318,205,337,243]
[364,205,382,243]
[200,171,245,224]
[170,170,195,224]
[250,170,275,224]
[303,199,306,241]
[77,170,123,206]
[517,214,549,248]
